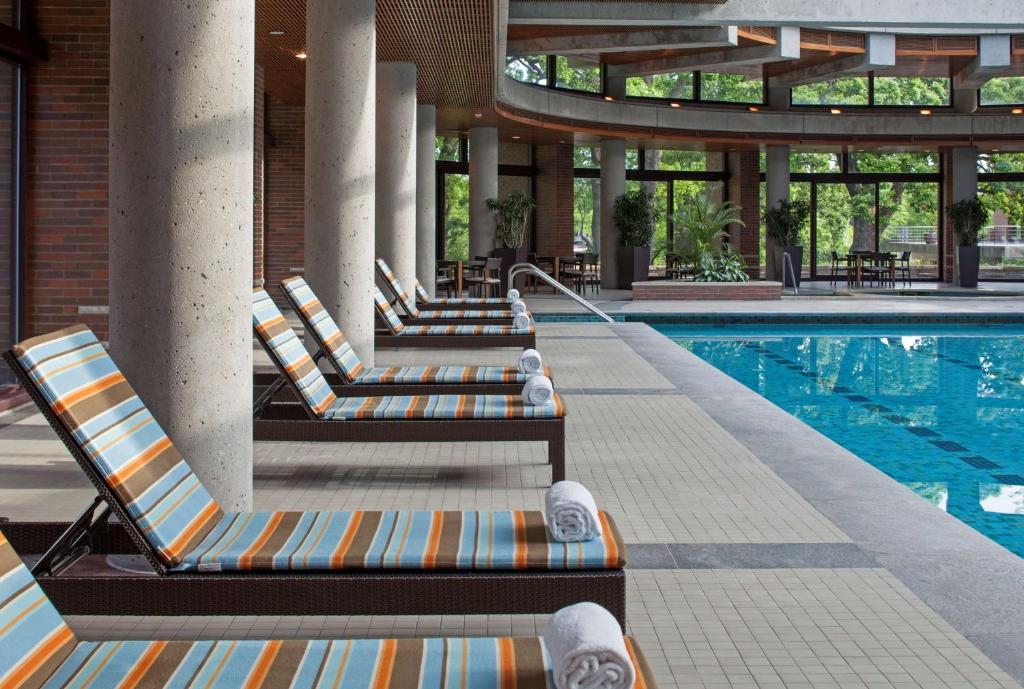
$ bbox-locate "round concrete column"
[416,105,437,297]
[599,138,626,289]
[376,62,417,293]
[109,0,255,510]
[469,127,498,259]
[305,0,375,367]
[764,144,791,281]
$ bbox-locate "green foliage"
[873,76,949,106]
[613,188,658,248]
[763,198,810,247]
[443,174,469,261]
[505,55,547,85]
[435,136,460,162]
[792,77,868,105]
[700,72,763,103]
[673,193,744,265]
[625,72,694,100]
[693,246,750,282]
[980,77,1024,106]
[486,190,536,249]
[948,197,989,247]
[555,56,600,92]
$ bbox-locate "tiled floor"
[1,318,1021,688]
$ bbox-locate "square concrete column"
[469,127,499,259]
[416,105,437,297]
[305,0,376,367]
[948,146,979,284]
[764,145,790,281]
[376,62,418,293]
[599,138,626,289]
[109,0,255,509]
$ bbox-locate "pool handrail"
[507,263,615,323]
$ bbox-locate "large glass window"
[555,56,601,92]
[980,77,1024,106]
[879,182,940,279]
[435,136,461,161]
[873,77,950,106]
[792,77,869,106]
[505,55,548,86]
[699,71,763,103]
[851,151,938,174]
[626,73,694,100]
[979,181,1024,280]
[442,174,469,261]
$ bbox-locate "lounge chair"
[375,258,517,324]
[375,287,536,349]
[260,276,551,399]
[2,324,622,619]
[253,290,565,481]
[414,278,516,311]
[0,531,652,689]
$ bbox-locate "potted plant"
[673,194,745,275]
[947,197,989,289]
[763,198,809,288]
[486,190,536,292]
[613,188,658,289]
[693,245,750,283]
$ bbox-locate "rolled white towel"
[507,288,520,301]
[518,348,543,375]
[511,299,528,315]
[513,312,532,330]
[545,481,602,543]
[543,602,635,689]
[522,375,554,406]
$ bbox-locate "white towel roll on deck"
[511,299,528,315]
[522,375,554,406]
[507,288,520,301]
[513,312,532,330]
[518,348,543,374]
[543,602,635,689]
[545,480,602,542]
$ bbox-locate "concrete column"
[949,146,979,284]
[606,74,626,101]
[764,144,791,281]
[109,0,254,510]
[469,127,498,258]
[416,105,437,297]
[953,89,979,114]
[305,0,375,367]
[767,82,791,110]
[376,62,417,293]
[599,138,626,289]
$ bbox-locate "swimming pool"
[656,323,1024,558]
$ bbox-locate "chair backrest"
[10,325,223,569]
[373,287,406,334]
[831,250,839,261]
[414,279,431,304]
[280,277,365,384]
[484,257,502,277]
[0,531,77,689]
[374,258,421,317]
[901,250,911,261]
[252,290,338,417]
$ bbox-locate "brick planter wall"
[633,281,783,300]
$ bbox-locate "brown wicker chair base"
[374,333,536,349]
[254,405,566,484]
[0,520,625,625]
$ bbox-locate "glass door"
[879,182,940,280]
[814,182,877,281]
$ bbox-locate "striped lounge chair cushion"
[416,280,509,305]
[323,394,565,420]
[355,365,553,385]
[0,532,77,689]
[173,510,622,572]
[281,277,365,383]
[401,323,535,336]
[373,287,408,334]
[375,258,422,317]
[412,309,514,319]
[41,636,648,689]
[11,326,224,568]
[253,289,339,415]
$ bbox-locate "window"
[555,56,601,93]
[574,146,600,169]
[850,152,938,174]
[978,181,1024,279]
[650,149,707,172]
[505,55,548,86]
[873,77,949,106]
[980,77,1024,106]
[435,136,461,162]
[791,77,869,106]
[626,73,694,100]
[700,71,763,103]
[790,152,841,174]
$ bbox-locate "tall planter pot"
[616,246,651,290]
[957,246,980,288]
[774,246,803,288]
[493,247,529,293]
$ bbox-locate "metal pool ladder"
[507,263,615,323]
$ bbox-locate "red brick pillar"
[727,150,762,279]
[534,143,575,257]
[253,64,265,287]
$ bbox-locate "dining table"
[845,252,896,288]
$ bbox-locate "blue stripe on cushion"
[373,287,406,334]
[400,323,534,336]
[354,366,549,385]
[375,258,421,318]
[322,394,564,420]
[281,277,366,383]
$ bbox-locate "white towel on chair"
[507,288,520,301]
[513,312,532,330]
[543,602,635,689]
[511,299,528,315]
[522,375,554,406]
[545,481,601,542]
[518,348,543,375]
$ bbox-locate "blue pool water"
[657,323,1024,558]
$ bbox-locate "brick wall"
[254,64,265,287]
[534,143,574,257]
[25,0,110,338]
[633,281,782,300]
[263,97,304,300]
[727,150,761,279]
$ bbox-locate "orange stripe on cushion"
[329,513,365,567]
[120,641,169,689]
[423,512,444,568]
[498,638,517,689]
[244,640,283,689]
[371,640,398,689]
[598,512,619,568]
[107,436,172,487]
[513,511,527,570]
[164,501,222,563]
[52,371,124,415]
[239,513,285,569]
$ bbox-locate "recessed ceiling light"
[830,108,842,115]
[474,113,483,118]
[1013,108,1024,115]
[748,106,759,112]
[669,102,681,108]
[603,95,614,102]
[992,149,1001,152]
[295,52,307,60]
[920,108,932,115]
[558,140,567,144]
[512,135,521,140]
[269,30,285,36]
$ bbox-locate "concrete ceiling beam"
[954,35,1013,90]
[507,26,737,56]
[772,33,895,86]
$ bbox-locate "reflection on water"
[662,325,1024,558]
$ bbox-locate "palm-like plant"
[672,193,745,266]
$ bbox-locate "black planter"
[775,246,803,288]
[616,246,651,290]
[493,247,529,293]
[958,246,980,288]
